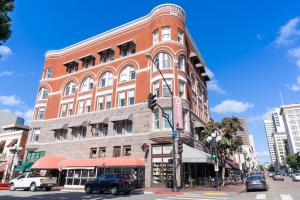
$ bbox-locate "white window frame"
[99,72,113,87]
[45,68,53,79]
[178,56,185,72]
[153,30,159,44]
[179,80,186,98]
[153,81,160,97]
[153,53,172,71]
[153,110,159,130]
[161,27,171,41]
[163,79,172,97]
[106,94,112,109]
[77,100,84,114]
[163,109,172,130]
[120,66,136,82]
[97,96,104,111]
[31,128,40,143]
[64,82,76,96]
[85,98,91,113]
[38,87,49,100]
[178,28,184,44]
[127,90,135,105]
[36,107,45,120]
[118,92,126,107]
[81,77,93,92]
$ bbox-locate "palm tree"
[204,117,243,186]
[0,0,14,43]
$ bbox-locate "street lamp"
[207,131,222,191]
[145,53,178,192]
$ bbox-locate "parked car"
[246,175,268,192]
[273,173,284,181]
[9,172,57,192]
[292,173,300,181]
[84,173,134,195]
[252,172,266,179]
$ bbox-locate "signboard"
[172,130,177,138]
[173,97,183,130]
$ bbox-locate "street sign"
[214,163,219,172]
[172,130,177,138]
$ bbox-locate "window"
[90,148,97,158]
[190,74,196,91]
[153,30,159,44]
[60,102,73,117]
[77,100,84,114]
[183,111,188,131]
[127,121,133,133]
[45,68,53,79]
[123,146,131,156]
[72,127,87,139]
[113,146,121,157]
[81,77,93,92]
[120,66,136,82]
[153,110,159,130]
[118,92,125,107]
[31,129,40,143]
[99,72,113,87]
[99,147,106,157]
[106,94,112,109]
[153,81,160,97]
[96,96,104,111]
[179,81,186,98]
[197,84,202,97]
[64,82,76,96]
[65,62,78,74]
[100,49,114,63]
[178,56,185,71]
[162,27,171,41]
[178,29,183,43]
[163,109,172,129]
[153,53,172,71]
[36,107,45,120]
[85,99,91,113]
[114,120,132,135]
[119,42,136,57]
[93,123,108,137]
[127,90,135,105]
[82,56,95,69]
[163,79,172,97]
[38,87,48,100]
[54,129,67,141]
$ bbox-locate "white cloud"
[0,71,14,77]
[288,47,300,68]
[0,95,24,106]
[206,67,226,95]
[274,17,300,46]
[287,75,300,91]
[256,33,263,40]
[248,114,264,123]
[211,99,254,114]
[0,45,13,57]
[14,109,33,124]
[256,151,269,158]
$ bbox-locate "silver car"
[273,173,284,181]
[292,173,300,181]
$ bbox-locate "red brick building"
[26,4,212,189]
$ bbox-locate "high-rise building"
[25,4,213,189]
[263,111,277,163]
[280,103,300,154]
[273,132,287,165]
[236,118,250,145]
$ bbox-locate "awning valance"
[89,117,109,125]
[31,155,65,169]
[110,114,133,122]
[61,156,144,168]
[69,121,89,128]
[6,139,18,147]
[182,144,213,164]
[51,123,69,131]
[15,162,33,172]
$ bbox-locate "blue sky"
[0,0,300,163]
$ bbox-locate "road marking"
[256,194,266,199]
[184,195,228,199]
[280,194,294,200]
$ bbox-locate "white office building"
[264,112,277,163]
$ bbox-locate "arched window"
[119,66,136,82]
[178,56,185,72]
[81,77,94,92]
[38,87,48,100]
[153,53,172,71]
[99,72,113,87]
[64,82,76,96]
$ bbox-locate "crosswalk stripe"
[256,194,266,199]
[280,194,294,200]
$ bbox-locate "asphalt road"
[0,176,299,200]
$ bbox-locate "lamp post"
[145,53,178,192]
[206,131,222,191]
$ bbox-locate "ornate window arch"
[37,87,48,100]
[64,82,76,96]
[80,77,94,92]
[153,52,172,71]
[99,71,113,87]
[119,66,136,82]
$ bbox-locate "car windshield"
[248,176,262,181]
[294,173,300,176]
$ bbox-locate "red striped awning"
[31,155,65,169]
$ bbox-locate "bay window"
[153,110,159,130]
[153,53,172,71]
[162,27,171,41]
[163,109,172,129]
[163,79,172,97]
[179,81,186,98]
[178,28,183,43]
[153,81,160,97]
[178,56,185,71]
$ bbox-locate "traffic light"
[178,141,183,153]
[211,147,216,158]
[148,93,157,110]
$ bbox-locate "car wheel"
[30,183,37,192]
[111,186,119,195]
[9,183,16,191]
[124,190,131,195]
[85,186,93,194]
[24,188,29,191]
[45,187,51,191]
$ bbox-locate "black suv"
[84,173,134,195]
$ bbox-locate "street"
[0,176,299,200]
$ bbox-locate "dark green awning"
[15,162,33,172]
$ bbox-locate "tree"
[257,164,264,172]
[286,153,300,169]
[268,164,275,172]
[204,117,244,186]
[0,0,14,43]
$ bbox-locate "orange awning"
[61,156,144,168]
[31,155,65,169]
